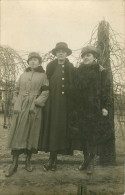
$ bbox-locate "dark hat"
[81,45,100,58]
[52,42,72,56]
[27,52,42,64]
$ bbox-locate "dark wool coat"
[71,62,115,155]
[41,58,74,154]
[8,66,49,153]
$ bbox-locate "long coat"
[72,62,115,154]
[41,58,74,154]
[8,66,49,152]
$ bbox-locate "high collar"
[25,66,45,73]
[46,58,73,80]
[50,58,70,66]
[79,61,99,70]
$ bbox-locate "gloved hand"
[102,108,108,116]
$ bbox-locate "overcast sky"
[1,0,125,54]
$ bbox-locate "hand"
[99,65,104,72]
[102,108,108,116]
[34,100,44,107]
[34,99,41,107]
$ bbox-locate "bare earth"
[0,114,124,195]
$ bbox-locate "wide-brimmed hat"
[52,42,72,56]
[81,45,100,58]
[27,52,42,64]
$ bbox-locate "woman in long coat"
[42,42,74,171]
[74,46,115,174]
[6,52,49,177]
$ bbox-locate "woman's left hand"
[34,98,44,107]
[102,108,108,116]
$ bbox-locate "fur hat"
[81,45,100,58]
[52,42,72,56]
[27,52,42,64]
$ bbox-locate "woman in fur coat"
[75,46,115,174]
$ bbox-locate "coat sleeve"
[12,77,20,104]
[34,73,49,107]
[71,68,83,106]
[101,69,113,110]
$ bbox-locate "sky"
[1,0,125,55]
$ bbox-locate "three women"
[6,43,115,176]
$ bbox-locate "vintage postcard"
[0,0,125,194]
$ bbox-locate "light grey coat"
[8,67,49,151]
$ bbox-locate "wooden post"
[97,20,116,164]
[3,79,8,128]
[77,184,87,195]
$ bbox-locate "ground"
[0,114,124,195]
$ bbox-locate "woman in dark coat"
[6,52,49,177]
[42,42,74,171]
[75,46,115,174]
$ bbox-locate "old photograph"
[0,0,125,194]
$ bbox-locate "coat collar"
[46,58,73,79]
[79,62,105,72]
[48,58,70,66]
[25,66,45,73]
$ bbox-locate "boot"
[43,158,54,171]
[78,154,90,170]
[25,153,33,172]
[44,151,57,171]
[86,153,95,174]
[87,158,94,175]
[5,155,19,177]
[51,157,57,171]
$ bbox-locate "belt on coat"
[19,91,39,96]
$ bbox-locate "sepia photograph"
[0,0,125,194]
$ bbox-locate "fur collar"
[79,62,105,72]
[25,66,45,73]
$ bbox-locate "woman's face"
[56,49,67,60]
[28,58,40,69]
[82,53,96,65]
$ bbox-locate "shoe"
[86,161,94,175]
[25,164,33,172]
[51,160,57,171]
[78,157,90,171]
[78,162,88,170]
[43,159,53,171]
[24,153,33,172]
[24,161,33,172]
[43,163,51,171]
[43,159,57,171]
[5,164,18,177]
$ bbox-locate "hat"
[81,45,100,58]
[27,52,42,64]
[52,42,72,56]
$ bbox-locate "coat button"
[62,71,64,73]
[62,91,64,94]
[62,78,64,80]
[62,65,64,68]
[62,85,64,87]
